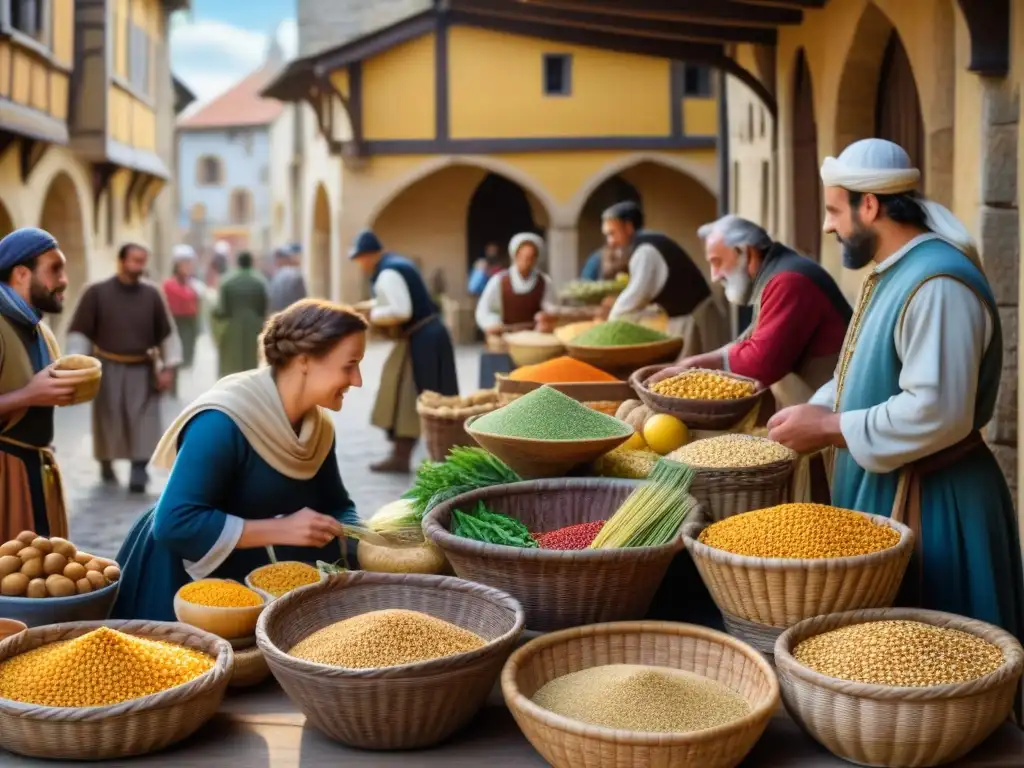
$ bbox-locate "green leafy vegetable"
[452,501,537,548]
[402,447,520,518]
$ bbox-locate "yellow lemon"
[622,431,647,451]
[643,414,689,455]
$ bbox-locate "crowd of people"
[0,136,1020,645]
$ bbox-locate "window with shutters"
[10,0,47,42]
[196,155,223,186]
[128,21,151,96]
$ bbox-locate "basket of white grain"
[502,621,779,768]
[256,571,524,750]
[356,500,448,575]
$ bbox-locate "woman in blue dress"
[113,299,367,621]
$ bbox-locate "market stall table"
[2,682,1021,766]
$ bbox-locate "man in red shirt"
[653,215,851,415]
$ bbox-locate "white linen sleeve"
[839,277,992,474]
[540,274,558,313]
[474,274,504,332]
[809,378,837,408]
[182,515,245,580]
[609,244,667,318]
[369,269,413,325]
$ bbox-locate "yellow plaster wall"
[107,85,157,149]
[329,68,349,99]
[361,34,436,141]
[683,98,717,137]
[49,72,69,120]
[114,0,129,79]
[52,0,75,66]
[448,26,671,139]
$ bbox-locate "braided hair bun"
[261,299,368,368]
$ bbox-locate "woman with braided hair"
[112,299,366,621]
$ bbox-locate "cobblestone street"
[56,335,482,559]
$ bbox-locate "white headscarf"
[820,138,983,271]
[508,232,545,262]
[213,240,231,257]
[172,244,196,262]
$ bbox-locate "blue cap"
[288,242,302,255]
[0,227,58,271]
[348,229,383,259]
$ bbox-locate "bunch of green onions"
[402,447,521,518]
[590,458,695,548]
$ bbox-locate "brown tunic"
[500,271,546,326]
[69,277,172,357]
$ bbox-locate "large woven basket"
[255,571,524,750]
[0,620,232,761]
[775,608,1024,767]
[417,391,500,462]
[687,458,797,522]
[631,365,765,430]
[683,512,914,654]
[422,479,696,632]
[502,621,779,768]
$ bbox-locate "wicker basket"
[687,458,797,522]
[255,571,524,750]
[422,479,697,632]
[0,620,232,760]
[774,608,1024,767]
[502,621,779,768]
[228,645,271,688]
[683,513,914,654]
[630,365,765,430]
[416,391,501,462]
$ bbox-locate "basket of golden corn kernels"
[682,503,914,655]
[0,619,232,760]
[630,365,765,430]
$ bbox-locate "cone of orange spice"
[510,356,618,384]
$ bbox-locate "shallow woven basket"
[502,621,779,768]
[465,414,632,479]
[228,645,271,688]
[566,337,683,375]
[683,513,914,655]
[418,410,478,462]
[631,365,765,430]
[0,619,232,761]
[687,458,796,522]
[422,479,697,632]
[255,571,524,750]
[774,608,1024,767]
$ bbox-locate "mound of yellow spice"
[289,609,485,669]
[179,579,263,607]
[698,503,900,559]
[0,627,214,707]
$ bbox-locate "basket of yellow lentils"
[774,608,1024,767]
[668,434,798,522]
[683,504,914,655]
[255,570,524,750]
[0,619,232,760]
[630,365,766,430]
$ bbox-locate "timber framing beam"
[516,0,804,25]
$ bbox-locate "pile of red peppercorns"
[532,521,606,550]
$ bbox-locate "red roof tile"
[177,65,285,130]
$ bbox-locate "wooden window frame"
[229,188,253,225]
[196,155,223,187]
[682,65,713,98]
[542,53,572,97]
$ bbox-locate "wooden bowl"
[503,332,565,368]
[566,337,683,374]
[51,354,101,376]
[502,621,779,768]
[465,414,632,479]
[244,561,325,601]
[173,580,268,640]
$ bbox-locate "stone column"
[980,79,1019,506]
[546,221,579,290]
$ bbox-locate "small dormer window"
[543,54,572,96]
[683,65,712,98]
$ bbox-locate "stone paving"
[56,334,483,559]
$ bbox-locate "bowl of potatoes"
[0,531,121,628]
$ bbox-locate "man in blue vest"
[350,230,459,473]
[767,138,1023,646]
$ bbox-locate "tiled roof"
[177,65,285,130]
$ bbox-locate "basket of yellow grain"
[0,620,232,760]
[255,571,524,750]
[245,561,325,601]
[630,364,766,430]
[416,389,501,463]
[502,621,779,768]
[683,504,914,655]
[774,608,1024,767]
[50,354,102,406]
[173,578,268,640]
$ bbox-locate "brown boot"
[370,438,416,474]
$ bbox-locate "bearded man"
[767,138,1023,644]
[653,215,850,412]
[0,227,75,540]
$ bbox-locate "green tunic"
[213,268,268,377]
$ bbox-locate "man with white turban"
[767,138,1023,644]
[474,233,555,335]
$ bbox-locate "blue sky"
[171,0,297,104]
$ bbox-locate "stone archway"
[39,172,86,335]
[575,175,641,271]
[466,173,543,275]
[791,48,822,262]
[573,160,717,281]
[310,184,331,299]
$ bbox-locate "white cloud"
[171,14,298,105]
